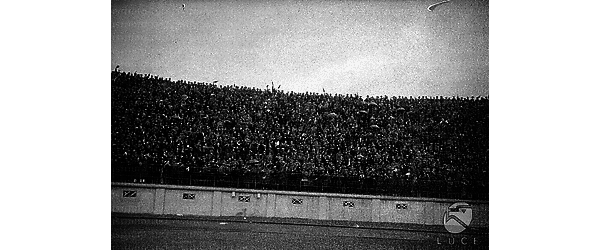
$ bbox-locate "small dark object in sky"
[182,4,185,11]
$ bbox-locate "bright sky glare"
[112,0,488,97]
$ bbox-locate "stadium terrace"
[112,71,488,200]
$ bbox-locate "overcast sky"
[112,0,488,97]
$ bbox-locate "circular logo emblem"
[443,202,473,234]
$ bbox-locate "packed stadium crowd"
[112,70,488,199]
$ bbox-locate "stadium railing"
[111,171,487,200]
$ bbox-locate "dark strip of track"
[112,213,488,250]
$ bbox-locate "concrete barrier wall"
[273,194,321,220]
[379,199,425,224]
[163,189,213,216]
[111,186,157,214]
[329,197,373,222]
[220,191,267,217]
[112,183,488,228]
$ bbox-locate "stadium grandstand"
[112,70,488,200]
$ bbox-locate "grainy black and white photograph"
[111,0,488,249]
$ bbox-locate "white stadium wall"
[111,182,488,228]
